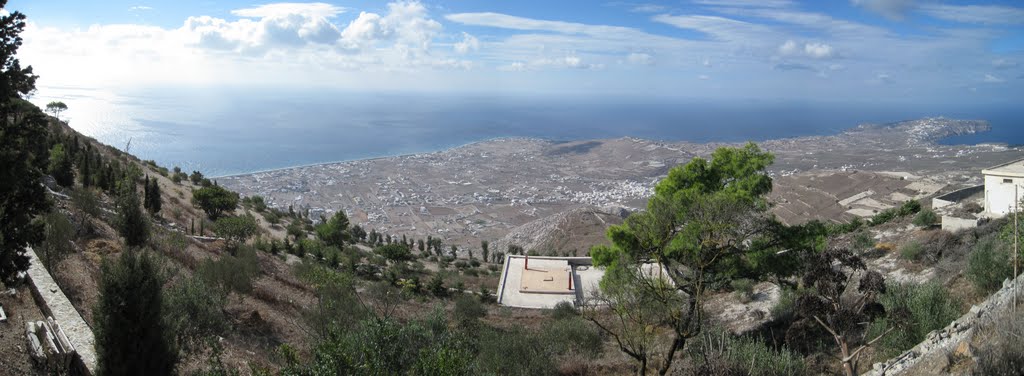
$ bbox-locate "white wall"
[985,175,1024,216]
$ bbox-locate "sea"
[29,86,1024,178]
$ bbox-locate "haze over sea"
[33,86,1024,178]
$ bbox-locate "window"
[1005,179,1014,184]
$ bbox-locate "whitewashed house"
[983,158,1024,216]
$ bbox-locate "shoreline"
[212,136,545,179]
[214,117,993,179]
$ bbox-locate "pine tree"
[93,249,177,375]
[146,177,161,215]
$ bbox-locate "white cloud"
[779,40,835,59]
[850,0,916,20]
[652,14,771,41]
[804,42,834,59]
[130,6,153,11]
[984,74,1005,83]
[703,58,712,67]
[627,52,653,65]
[454,32,479,54]
[698,74,710,80]
[920,4,1024,25]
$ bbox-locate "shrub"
[196,245,260,295]
[163,275,227,351]
[974,308,1024,375]
[912,209,939,227]
[866,283,962,360]
[967,235,1014,294]
[852,230,875,250]
[688,329,807,376]
[453,260,469,269]
[427,273,447,297]
[730,278,755,303]
[549,301,578,320]
[475,326,554,375]
[771,286,798,322]
[37,210,74,271]
[192,185,239,220]
[899,241,923,260]
[541,317,603,358]
[453,294,486,326]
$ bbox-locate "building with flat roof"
[495,255,668,309]
[983,158,1024,216]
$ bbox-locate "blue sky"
[6,0,1023,103]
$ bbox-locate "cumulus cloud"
[627,52,653,65]
[850,0,916,20]
[454,32,479,54]
[778,40,835,59]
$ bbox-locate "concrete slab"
[497,255,670,309]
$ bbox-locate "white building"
[983,158,1024,216]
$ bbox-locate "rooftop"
[983,158,1024,177]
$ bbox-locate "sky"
[6,0,1024,103]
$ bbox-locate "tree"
[93,249,177,375]
[78,149,92,187]
[351,224,367,243]
[48,143,74,186]
[37,210,74,272]
[418,239,426,253]
[144,177,161,214]
[117,189,149,248]
[316,210,351,248]
[789,248,891,376]
[213,215,258,253]
[192,184,238,220]
[45,100,67,119]
[481,240,489,264]
[377,243,413,264]
[189,170,204,185]
[588,143,777,375]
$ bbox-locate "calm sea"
[30,86,1024,177]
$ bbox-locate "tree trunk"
[840,339,855,376]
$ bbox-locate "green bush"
[475,326,555,375]
[899,241,923,260]
[453,294,486,326]
[688,329,807,376]
[912,209,939,227]
[853,230,875,251]
[549,301,578,320]
[541,317,604,358]
[196,245,260,295]
[730,278,755,303]
[37,210,74,271]
[771,286,798,322]
[866,283,962,360]
[967,235,1014,294]
[163,275,227,350]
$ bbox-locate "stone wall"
[25,248,96,376]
